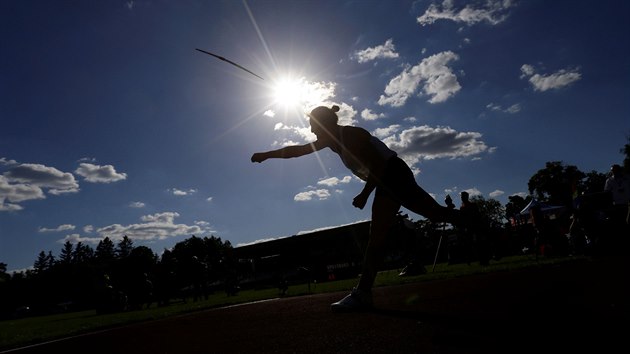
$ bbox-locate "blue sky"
[2,0,629,272]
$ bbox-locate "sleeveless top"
[337,127,397,181]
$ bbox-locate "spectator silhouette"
[459,191,490,265]
[603,164,630,251]
[127,272,154,310]
[190,256,208,302]
[252,105,462,312]
[604,164,630,226]
[96,274,127,313]
[277,276,289,296]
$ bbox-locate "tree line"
[0,235,235,319]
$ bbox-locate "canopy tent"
[519,199,565,216]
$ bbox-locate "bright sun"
[272,77,318,110]
[273,79,300,106]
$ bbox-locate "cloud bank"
[59,212,212,245]
[418,0,515,26]
[520,64,581,91]
[1,159,126,211]
[353,38,399,63]
[75,163,127,183]
[378,51,461,106]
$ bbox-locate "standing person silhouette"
[251,105,461,312]
[604,164,630,226]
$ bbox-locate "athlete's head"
[308,105,340,138]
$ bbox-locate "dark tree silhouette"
[0,262,8,282]
[582,170,607,194]
[73,242,94,264]
[469,195,505,228]
[58,241,74,265]
[621,135,630,174]
[528,161,585,207]
[95,237,116,262]
[505,194,531,222]
[123,246,158,309]
[116,236,134,259]
[33,251,53,274]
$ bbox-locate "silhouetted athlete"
[251,105,461,312]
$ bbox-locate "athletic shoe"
[330,287,373,312]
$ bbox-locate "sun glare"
[272,78,307,108]
[273,79,302,107]
[271,76,327,112]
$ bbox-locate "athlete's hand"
[251,152,267,163]
[352,193,368,210]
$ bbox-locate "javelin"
[195,48,264,80]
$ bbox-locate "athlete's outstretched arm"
[251,142,323,163]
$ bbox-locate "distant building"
[233,218,420,288]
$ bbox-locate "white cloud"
[418,0,515,26]
[141,212,180,223]
[505,104,521,113]
[1,163,80,211]
[403,116,417,123]
[486,103,501,111]
[378,51,461,107]
[0,158,17,166]
[59,233,103,245]
[0,201,22,211]
[0,175,45,204]
[264,110,275,117]
[272,139,304,148]
[332,102,358,126]
[361,108,385,121]
[486,102,521,114]
[169,188,198,196]
[373,124,401,139]
[206,196,213,202]
[317,176,352,187]
[520,64,535,77]
[520,64,581,91]
[75,163,127,183]
[382,125,490,165]
[463,187,482,197]
[353,38,399,63]
[94,212,208,242]
[0,161,127,211]
[83,225,94,233]
[294,189,331,201]
[4,163,80,194]
[489,189,505,198]
[305,81,338,111]
[129,201,146,208]
[38,224,76,233]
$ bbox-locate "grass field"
[0,255,587,351]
